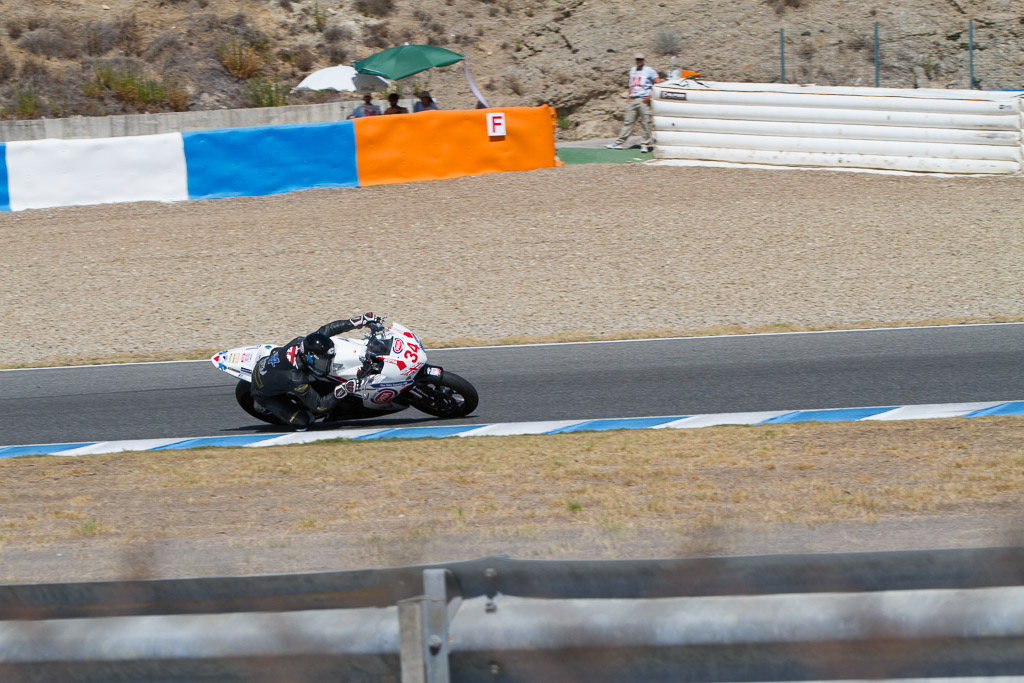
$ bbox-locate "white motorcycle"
[211,318,479,426]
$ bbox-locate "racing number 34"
[403,343,420,364]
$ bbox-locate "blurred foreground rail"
[1,547,1023,681]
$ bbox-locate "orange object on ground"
[353,105,557,187]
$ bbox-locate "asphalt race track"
[2,324,1022,447]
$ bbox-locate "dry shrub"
[504,70,524,95]
[846,33,870,51]
[323,25,352,43]
[653,27,681,56]
[363,21,389,48]
[217,39,263,79]
[18,29,78,59]
[24,15,46,32]
[84,20,118,56]
[20,57,49,79]
[115,14,144,56]
[166,80,190,111]
[327,45,349,64]
[293,44,315,71]
[426,32,449,46]
[5,19,25,40]
[144,33,184,62]
[354,0,394,18]
[766,0,802,12]
[0,49,16,82]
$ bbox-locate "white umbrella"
[290,65,390,93]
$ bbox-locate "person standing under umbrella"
[413,91,439,112]
[347,93,381,119]
[383,93,408,114]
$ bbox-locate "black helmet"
[300,332,335,377]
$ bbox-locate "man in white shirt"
[606,53,662,153]
[347,94,381,119]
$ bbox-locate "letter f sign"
[486,112,506,137]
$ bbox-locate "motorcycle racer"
[249,313,377,429]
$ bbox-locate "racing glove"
[348,311,376,328]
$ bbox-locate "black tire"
[235,379,286,426]
[408,371,479,418]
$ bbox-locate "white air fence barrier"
[651,80,1024,174]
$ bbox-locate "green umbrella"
[354,45,464,81]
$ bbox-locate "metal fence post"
[779,27,786,83]
[398,569,456,683]
[873,22,880,87]
[968,18,975,88]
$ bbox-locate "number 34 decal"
[394,339,421,364]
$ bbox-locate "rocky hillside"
[1,0,1022,139]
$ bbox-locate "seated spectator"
[347,93,381,119]
[413,91,439,112]
[383,93,408,114]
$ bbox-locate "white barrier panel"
[652,81,1024,175]
[6,133,188,211]
[656,130,1021,161]
[653,117,1020,146]
[652,103,1021,132]
[656,146,1021,174]
[657,87,1019,115]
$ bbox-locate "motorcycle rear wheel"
[234,379,287,426]
[408,371,479,418]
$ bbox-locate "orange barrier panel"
[354,105,556,187]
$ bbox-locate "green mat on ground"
[556,147,652,164]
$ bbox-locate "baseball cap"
[634,53,646,59]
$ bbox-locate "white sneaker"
[641,145,653,153]
[605,143,625,149]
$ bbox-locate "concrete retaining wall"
[0,100,422,142]
[652,80,1024,174]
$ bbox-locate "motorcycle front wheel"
[407,371,479,418]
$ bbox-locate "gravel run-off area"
[1,163,1023,366]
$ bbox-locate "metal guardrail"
[1,547,1022,681]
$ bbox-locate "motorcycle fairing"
[212,344,273,381]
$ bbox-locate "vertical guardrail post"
[873,22,880,87]
[398,569,455,683]
[968,19,976,88]
[779,28,786,84]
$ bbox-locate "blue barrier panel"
[182,121,358,200]
[0,143,9,211]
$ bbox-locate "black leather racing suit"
[249,319,361,429]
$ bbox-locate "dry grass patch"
[0,418,1021,561]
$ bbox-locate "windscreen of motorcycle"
[327,337,368,381]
